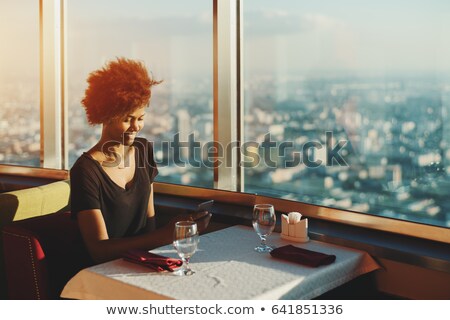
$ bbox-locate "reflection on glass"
[0,1,40,166]
[67,0,213,188]
[244,0,450,228]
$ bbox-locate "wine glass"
[173,221,199,276]
[252,204,276,252]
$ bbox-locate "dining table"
[61,225,380,300]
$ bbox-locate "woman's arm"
[142,184,157,233]
[77,208,174,264]
[147,184,156,218]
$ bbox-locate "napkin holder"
[281,213,309,243]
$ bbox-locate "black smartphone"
[196,200,214,213]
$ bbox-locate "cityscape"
[1,73,449,228]
[243,73,450,228]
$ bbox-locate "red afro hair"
[81,57,162,125]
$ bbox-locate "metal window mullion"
[61,0,68,169]
[40,0,63,169]
[214,0,240,191]
[237,0,243,192]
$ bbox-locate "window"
[1,1,448,237]
[0,1,40,166]
[67,0,213,188]
[243,0,450,228]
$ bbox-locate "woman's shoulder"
[133,137,157,173]
[70,153,99,176]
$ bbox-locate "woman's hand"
[190,210,212,233]
[169,210,212,234]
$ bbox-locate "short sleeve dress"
[70,137,158,238]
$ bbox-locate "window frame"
[213,0,242,191]
[40,0,67,169]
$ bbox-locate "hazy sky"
[0,0,39,79]
[2,0,450,81]
[244,0,450,74]
[66,0,211,81]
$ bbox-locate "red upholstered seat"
[2,212,93,299]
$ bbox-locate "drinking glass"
[252,204,276,252]
[173,221,199,276]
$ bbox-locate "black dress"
[70,137,158,238]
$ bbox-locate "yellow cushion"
[0,180,70,227]
[38,181,71,218]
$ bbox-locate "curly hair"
[81,57,162,125]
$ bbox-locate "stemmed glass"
[252,204,276,252]
[173,221,199,276]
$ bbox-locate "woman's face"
[104,105,146,146]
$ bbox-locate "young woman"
[70,58,210,263]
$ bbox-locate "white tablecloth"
[61,225,379,300]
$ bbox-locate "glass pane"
[67,0,213,188]
[243,0,450,228]
[0,1,40,166]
